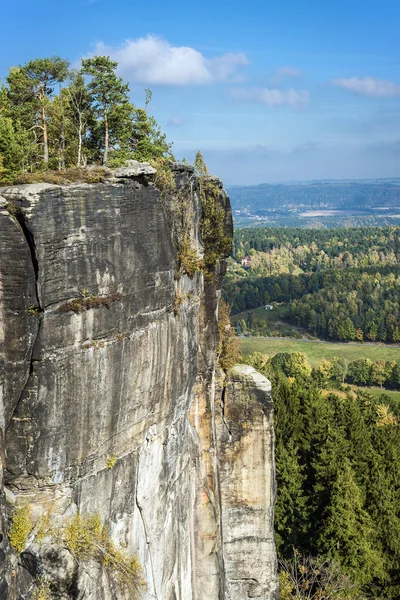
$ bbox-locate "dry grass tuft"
[12,166,112,186]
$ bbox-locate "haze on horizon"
[2,0,400,185]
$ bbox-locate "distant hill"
[227,179,400,212]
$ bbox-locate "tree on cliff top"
[0,55,173,180]
[81,56,133,165]
[64,71,94,167]
[194,150,209,177]
[7,57,70,165]
[131,107,173,163]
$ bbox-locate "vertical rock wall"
[0,163,277,599]
[217,365,278,600]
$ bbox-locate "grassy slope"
[240,337,400,401]
[352,386,400,402]
[240,337,400,365]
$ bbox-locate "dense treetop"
[224,226,400,342]
[0,55,173,183]
[245,350,400,599]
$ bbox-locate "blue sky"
[2,0,400,184]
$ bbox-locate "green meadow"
[240,336,400,367]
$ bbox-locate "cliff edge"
[0,163,277,599]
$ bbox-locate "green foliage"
[31,577,53,600]
[200,178,232,278]
[106,455,117,469]
[60,512,145,596]
[242,338,400,393]
[0,115,26,183]
[225,226,400,343]
[247,351,400,598]
[173,289,186,316]
[194,150,209,177]
[217,300,241,372]
[269,352,312,379]
[81,55,133,165]
[1,55,172,179]
[347,359,373,386]
[177,233,201,278]
[6,57,70,166]
[64,71,94,166]
[8,505,33,553]
[151,156,176,198]
[131,107,173,163]
[318,459,386,585]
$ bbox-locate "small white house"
[265,304,273,311]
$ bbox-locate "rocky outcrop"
[0,163,277,599]
[217,366,278,600]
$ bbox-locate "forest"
[223,226,400,342]
[0,55,172,183]
[244,350,400,599]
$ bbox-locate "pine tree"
[7,57,70,165]
[318,459,385,586]
[131,107,173,163]
[194,150,209,177]
[81,56,133,165]
[275,439,309,553]
[0,115,25,182]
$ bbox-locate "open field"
[240,336,400,366]
[231,305,307,338]
[350,386,400,403]
[231,305,289,325]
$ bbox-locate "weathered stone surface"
[112,160,156,178]
[0,165,276,599]
[218,365,278,600]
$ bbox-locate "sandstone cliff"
[0,162,277,599]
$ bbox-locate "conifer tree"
[131,107,173,162]
[194,150,209,177]
[318,459,385,585]
[81,56,133,165]
[7,57,70,165]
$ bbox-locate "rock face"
[217,366,278,600]
[0,164,277,599]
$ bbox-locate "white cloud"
[231,87,310,109]
[272,66,303,83]
[332,77,400,97]
[92,36,248,86]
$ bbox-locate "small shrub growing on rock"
[8,505,33,553]
[106,455,117,469]
[60,513,146,596]
[31,577,53,600]
[150,157,176,198]
[173,290,186,316]
[217,300,241,372]
[58,291,122,314]
[200,179,232,279]
[177,233,200,279]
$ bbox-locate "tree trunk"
[77,116,82,167]
[42,104,49,164]
[59,87,65,170]
[103,106,109,165]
